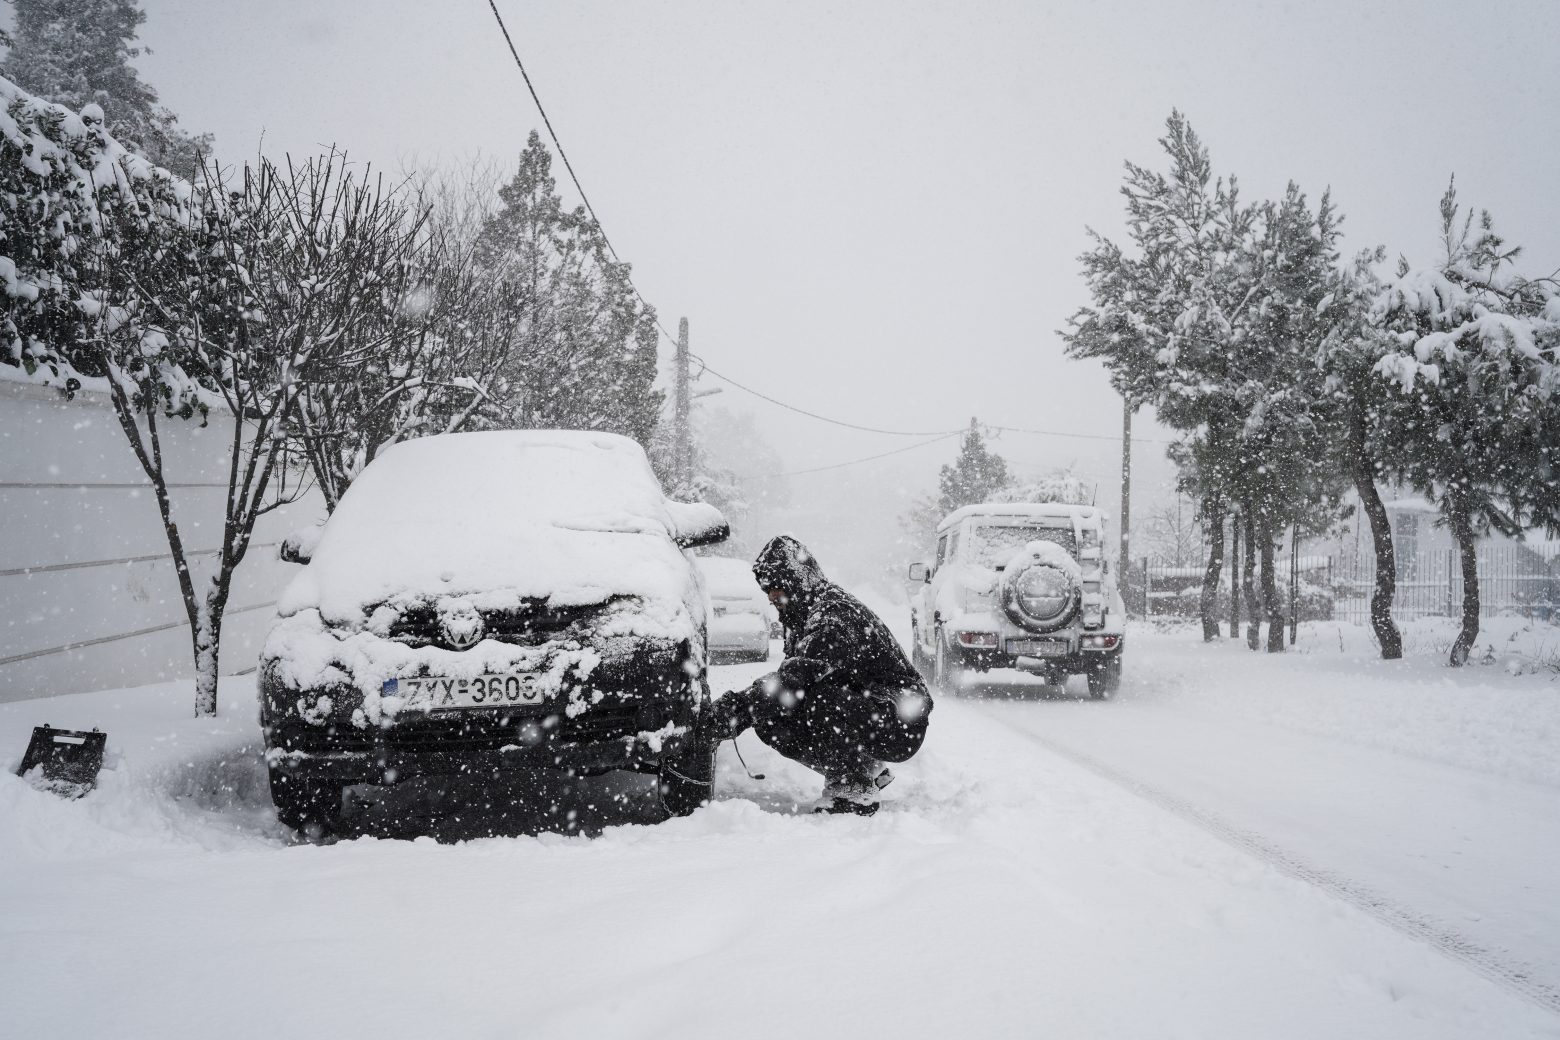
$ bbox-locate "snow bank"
[3,662,1556,1039]
[1133,617,1560,788]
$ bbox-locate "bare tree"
[1139,496,1205,567]
[85,156,329,715]
[282,155,519,511]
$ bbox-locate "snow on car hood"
[278,430,719,625]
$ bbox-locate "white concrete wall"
[0,379,324,703]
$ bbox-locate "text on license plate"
[400,674,547,710]
[1008,639,1068,657]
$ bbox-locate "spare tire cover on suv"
[1000,550,1081,633]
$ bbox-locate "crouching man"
[700,535,933,815]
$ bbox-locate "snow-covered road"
[2,618,1558,1039]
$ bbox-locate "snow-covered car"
[696,556,773,663]
[259,430,730,834]
[907,502,1124,698]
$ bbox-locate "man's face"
[764,586,788,608]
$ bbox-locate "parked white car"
[907,502,1125,698]
[696,556,773,663]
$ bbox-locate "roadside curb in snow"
[984,707,1560,1019]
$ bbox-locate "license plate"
[1007,639,1068,657]
[398,674,549,711]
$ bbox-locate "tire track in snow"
[974,703,1560,1018]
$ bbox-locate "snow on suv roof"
[937,502,1106,533]
[279,430,719,622]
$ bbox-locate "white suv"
[907,502,1124,698]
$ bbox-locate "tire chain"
[981,706,1560,1019]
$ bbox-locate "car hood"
[277,431,710,626]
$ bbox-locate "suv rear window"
[966,523,1078,568]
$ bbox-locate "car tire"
[910,627,931,679]
[1087,655,1122,700]
[658,741,715,816]
[269,767,344,837]
[934,634,965,695]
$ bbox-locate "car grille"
[384,598,622,650]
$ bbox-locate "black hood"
[752,535,827,601]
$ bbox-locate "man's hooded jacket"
[748,535,932,761]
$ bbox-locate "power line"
[479,7,1170,454]
[692,355,965,437]
[987,424,1175,446]
[738,433,962,482]
[484,1,622,264]
[484,0,678,341]
[693,354,1173,444]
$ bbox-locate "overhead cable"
[738,433,962,482]
[692,356,965,437]
[481,7,1170,454]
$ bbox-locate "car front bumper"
[261,650,701,785]
[265,716,690,784]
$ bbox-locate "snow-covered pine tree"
[1068,114,1357,650]
[938,419,1011,516]
[1,0,211,178]
[1371,181,1560,666]
[475,131,662,447]
[1064,112,1256,641]
[1232,184,1353,652]
[898,420,1011,552]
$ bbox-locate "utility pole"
[674,317,691,492]
[1119,394,1133,606]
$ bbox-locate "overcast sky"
[84,0,1560,562]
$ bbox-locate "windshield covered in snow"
[697,557,765,604]
[965,523,1077,569]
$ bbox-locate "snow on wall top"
[278,430,719,622]
[937,501,1106,533]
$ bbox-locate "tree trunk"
[1446,491,1480,667]
[193,592,222,718]
[1262,523,1285,653]
[1242,512,1260,650]
[1228,512,1241,637]
[1288,526,1299,646]
[1199,495,1225,642]
[1346,406,1402,659]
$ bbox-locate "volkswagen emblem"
[438,602,485,650]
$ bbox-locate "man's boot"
[815,763,892,815]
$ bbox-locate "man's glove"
[697,689,757,745]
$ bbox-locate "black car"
[259,430,729,835]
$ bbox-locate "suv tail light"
[1082,635,1119,650]
[957,631,999,649]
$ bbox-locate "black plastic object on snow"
[16,725,107,798]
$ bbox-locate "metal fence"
[1130,544,1559,624]
[1331,544,1560,624]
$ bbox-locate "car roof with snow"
[937,501,1107,534]
[695,556,764,601]
[277,430,723,622]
